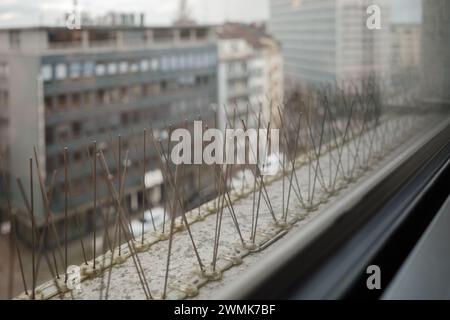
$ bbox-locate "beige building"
[216,23,284,129]
[270,0,392,90]
[391,23,421,72]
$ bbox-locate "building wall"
[260,38,284,128]
[40,46,218,215]
[269,0,337,86]
[391,24,421,71]
[421,0,450,105]
[218,38,264,128]
[336,0,391,84]
[0,26,220,223]
[269,0,391,88]
[6,54,45,215]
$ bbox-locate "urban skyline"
[0,0,421,28]
[1,0,448,304]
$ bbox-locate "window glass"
[151,58,159,71]
[40,64,52,81]
[95,63,106,76]
[55,63,67,79]
[83,61,95,77]
[170,56,177,70]
[119,61,128,74]
[140,59,149,72]
[70,62,82,79]
[130,62,139,73]
[161,56,169,71]
[107,62,117,75]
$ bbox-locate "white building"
[216,23,284,130]
[269,0,391,90]
[391,23,421,73]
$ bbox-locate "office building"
[269,0,391,89]
[0,25,218,234]
[216,23,284,129]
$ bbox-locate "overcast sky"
[0,0,421,28]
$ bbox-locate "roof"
[215,22,280,49]
[0,24,215,32]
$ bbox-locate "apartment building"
[389,23,421,91]
[391,23,421,72]
[421,0,450,106]
[0,25,219,234]
[269,0,391,89]
[216,23,284,130]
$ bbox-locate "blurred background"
[0,0,448,299]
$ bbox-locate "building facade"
[0,25,218,234]
[269,0,391,89]
[216,23,284,130]
[389,23,421,92]
[391,23,421,72]
[421,0,450,105]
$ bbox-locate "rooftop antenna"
[174,0,196,26]
[178,0,191,21]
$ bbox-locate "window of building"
[186,54,195,69]
[48,29,82,47]
[132,110,140,124]
[84,61,95,77]
[57,94,67,110]
[146,83,161,95]
[201,53,209,67]
[131,84,142,97]
[151,58,159,71]
[111,88,120,102]
[44,96,54,114]
[170,56,178,70]
[96,89,108,105]
[107,62,118,75]
[70,62,82,79]
[179,75,195,87]
[120,87,129,103]
[123,30,147,45]
[180,29,190,41]
[195,28,208,40]
[88,30,117,45]
[193,54,202,68]
[55,63,67,80]
[40,65,53,81]
[153,29,174,42]
[71,93,81,108]
[56,124,70,142]
[161,80,167,92]
[161,56,169,71]
[95,63,106,76]
[130,62,139,73]
[209,52,217,66]
[83,91,93,106]
[140,59,149,72]
[179,55,186,69]
[119,61,128,74]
